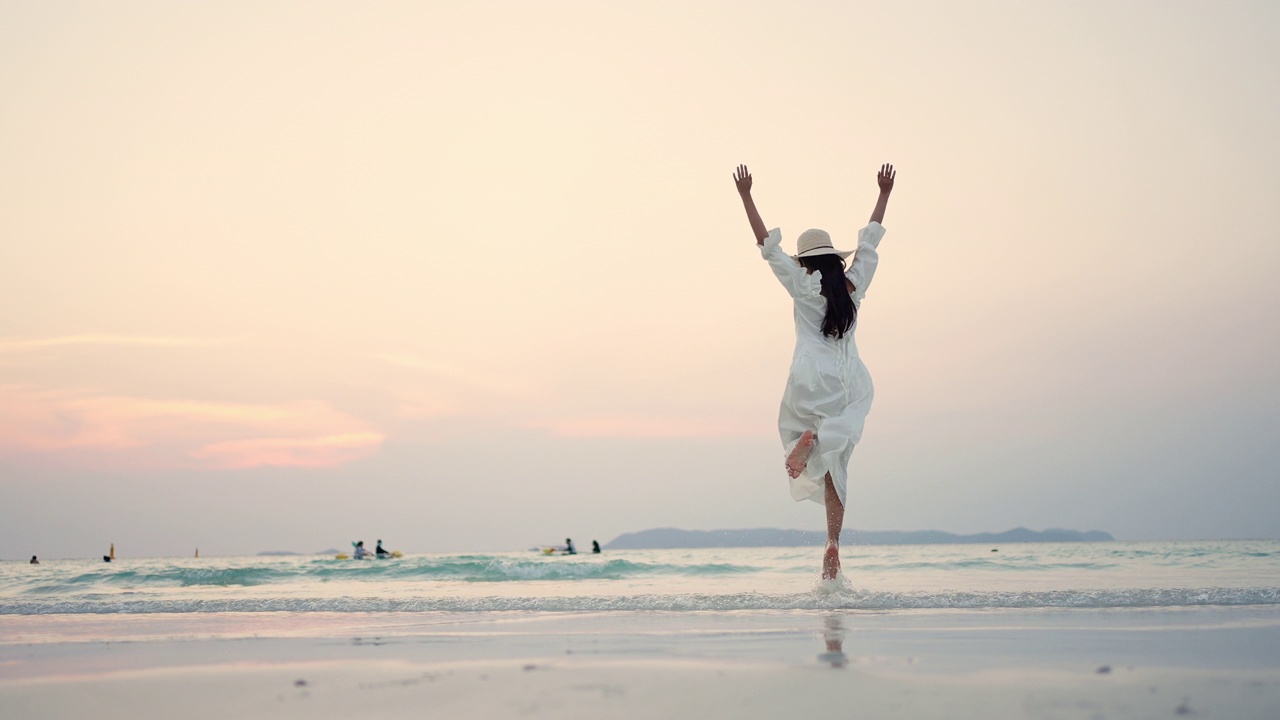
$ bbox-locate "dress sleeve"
[759,228,818,299]
[845,222,885,305]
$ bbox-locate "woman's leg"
[822,473,843,579]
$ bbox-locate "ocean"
[4,539,1277,615]
[6,539,1280,718]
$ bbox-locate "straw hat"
[793,229,853,260]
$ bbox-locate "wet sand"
[3,607,1279,719]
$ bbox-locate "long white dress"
[760,222,885,506]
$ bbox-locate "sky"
[1,0,1277,559]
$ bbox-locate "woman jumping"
[734,162,895,579]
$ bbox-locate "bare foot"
[821,541,840,580]
[786,430,815,479]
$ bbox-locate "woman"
[733,162,895,579]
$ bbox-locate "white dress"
[760,222,885,506]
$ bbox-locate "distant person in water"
[353,541,368,559]
[734,162,895,580]
[376,540,390,557]
[564,538,576,555]
[591,540,601,554]
[30,555,39,564]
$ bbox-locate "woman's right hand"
[734,164,753,195]
[877,163,895,193]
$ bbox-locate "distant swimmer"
[376,540,390,558]
[353,541,368,559]
[591,540,601,554]
[564,538,576,555]
[30,555,39,564]
[734,161,896,580]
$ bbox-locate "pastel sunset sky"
[2,1,1277,558]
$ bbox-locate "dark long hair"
[798,254,856,339]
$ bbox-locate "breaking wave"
[4,586,1277,615]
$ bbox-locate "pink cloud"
[0,385,384,470]
[189,432,385,469]
[0,334,236,353]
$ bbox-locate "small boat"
[335,549,402,560]
[537,546,577,556]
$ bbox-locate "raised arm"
[846,164,895,301]
[869,163,895,225]
[734,164,769,245]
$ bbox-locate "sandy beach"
[4,606,1279,719]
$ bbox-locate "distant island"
[605,527,1114,549]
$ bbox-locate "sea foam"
[3,586,1278,615]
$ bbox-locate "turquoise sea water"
[2,540,1277,615]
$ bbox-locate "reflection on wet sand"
[818,614,847,668]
